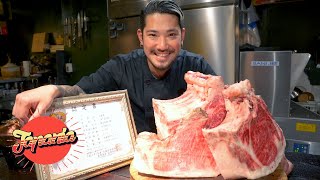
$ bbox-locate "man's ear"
[181,28,186,42]
[137,29,143,44]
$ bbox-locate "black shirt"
[76,49,215,133]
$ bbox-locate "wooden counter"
[1,152,320,180]
[0,157,131,180]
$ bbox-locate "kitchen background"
[0,0,320,119]
[0,0,108,84]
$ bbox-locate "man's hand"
[12,85,60,125]
[281,156,293,175]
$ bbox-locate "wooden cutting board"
[129,163,287,180]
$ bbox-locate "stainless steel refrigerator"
[107,0,239,84]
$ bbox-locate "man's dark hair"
[140,0,184,30]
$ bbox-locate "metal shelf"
[0,77,27,84]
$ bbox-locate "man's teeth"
[157,53,169,57]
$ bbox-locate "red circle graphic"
[20,116,71,164]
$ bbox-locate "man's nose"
[157,36,168,50]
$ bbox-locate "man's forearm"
[55,85,86,97]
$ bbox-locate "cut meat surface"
[203,80,286,179]
[153,71,225,139]
[134,72,225,177]
[133,71,286,179]
[133,108,219,177]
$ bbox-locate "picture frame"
[35,90,137,180]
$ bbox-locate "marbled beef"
[203,79,286,179]
[133,71,286,179]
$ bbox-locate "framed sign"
[35,90,137,180]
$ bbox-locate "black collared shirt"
[76,49,215,133]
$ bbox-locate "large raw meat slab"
[134,72,225,177]
[133,71,286,179]
[203,79,286,179]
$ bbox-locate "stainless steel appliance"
[240,51,320,155]
[240,51,292,117]
[107,0,239,85]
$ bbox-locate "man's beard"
[150,59,173,72]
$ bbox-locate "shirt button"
[145,80,151,85]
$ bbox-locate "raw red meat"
[153,71,225,139]
[134,72,225,177]
[133,71,286,179]
[203,79,286,179]
[133,108,219,177]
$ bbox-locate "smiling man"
[137,11,186,78]
[13,0,215,133]
[12,0,294,176]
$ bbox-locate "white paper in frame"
[35,90,137,180]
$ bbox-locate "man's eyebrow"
[145,28,179,33]
[167,29,179,32]
[145,30,158,33]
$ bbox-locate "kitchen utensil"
[83,11,88,49]
[77,12,82,49]
[290,87,303,101]
[1,55,21,78]
[298,92,315,102]
[22,61,31,77]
